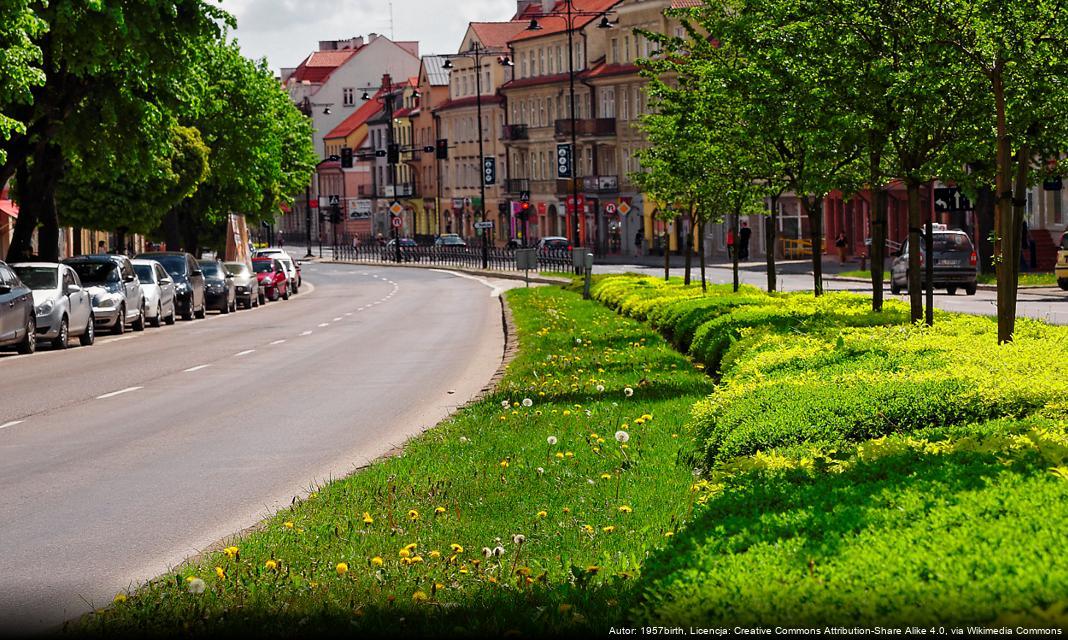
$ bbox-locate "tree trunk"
[869,144,887,312]
[800,195,824,296]
[992,67,1015,344]
[6,163,37,262]
[698,218,707,293]
[905,179,924,323]
[162,210,183,251]
[732,208,740,293]
[683,211,693,286]
[924,196,934,327]
[10,142,64,261]
[663,224,670,282]
[766,193,778,292]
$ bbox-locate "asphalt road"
[594,262,1068,325]
[0,263,507,634]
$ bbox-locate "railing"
[503,178,530,194]
[501,124,529,141]
[554,118,616,138]
[329,239,575,273]
[782,238,813,259]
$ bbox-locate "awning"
[0,199,18,219]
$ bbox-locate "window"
[624,36,631,62]
[539,48,545,75]
[555,45,563,73]
[601,86,616,119]
[611,38,619,64]
[521,52,528,78]
[343,88,355,106]
[620,86,629,121]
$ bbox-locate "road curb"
[824,275,1052,291]
[329,259,572,285]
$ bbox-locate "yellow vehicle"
[1058,230,1068,290]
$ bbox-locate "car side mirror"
[66,284,82,295]
[0,284,11,295]
[125,274,137,283]
[191,269,203,277]
[160,278,171,285]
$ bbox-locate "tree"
[933,0,1068,342]
[0,0,44,165]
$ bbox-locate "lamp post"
[527,5,613,251]
[358,79,403,263]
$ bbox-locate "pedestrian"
[96,240,107,254]
[739,221,752,261]
[634,229,643,256]
[835,231,848,264]
[726,227,735,259]
[277,230,285,247]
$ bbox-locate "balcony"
[501,124,529,141]
[582,175,619,194]
[554,118,616,139]
[379,183,418,199]
[504,178,530,194]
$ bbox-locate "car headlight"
[94,296,117,308]
[36,299,55,316]
[175,283,189,294]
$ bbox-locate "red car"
[252,258,289,301]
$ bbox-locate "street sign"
[618,201,632,215]
[933,187,973,213]
[391,216,403,228]
[519,190,531,203]
[515,248,538,270]
[389,200,404,216]
[483,157,497,186]
[605,202,618,215]
[566,194,586,214]
[328,195,340,206]
[556,144,573,178]
[474,221,494,230]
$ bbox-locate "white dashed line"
[96,387,143,400]
[333,317,342,322]
[301,331,313,336]
[344,312,353,316]
[270,339,287,345]
[235,350,256,357]
[0,420,25,431]
[183,364,211,373]
[318,323,329,328]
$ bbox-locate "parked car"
[11,262,94,349]
[890,229,978,296]
[200,259,237,314]
[135,252,205,320]
[254,248,301,292]
[386,238,419,261]
[536,236,571,253]
[434,234,467,247]
[0,260,37,354]
[224,261,261,308]
[252,257,289,301]
[1057,230,1067,291]
[131,259,176,327]
[63,254,147,334]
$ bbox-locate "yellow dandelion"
[555,452,565,459]
[665,531,674,538]
[264,559,278,571]
[450,544,464,554]
[113,593,127,604]
[412,590,429,602]
[434,506,446,515]
[565,451,574,458]
[536,510,548,518]
[371,556,384,567]
[499,460,509,468]
[399,548,411,558]
[362,512,373,525]
[215,566,225,580]
[429,550,441,559]
[408,509,420,521]
[459,565,469,574]
[223,546,239,559]
[602,526,616,533]
[336,562,349,576]
[582,524,595,534]
[411,555,424,564]
[618,505,633,514]
[283,521,294,529]
[563,507,571,514]
[563,410,571,416]
[600,473,612,480]
[586,565,601,574]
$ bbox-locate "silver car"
[63,255,146,335]
[132,259,177,327]
[224,261,262,309]
[11,262,95,349]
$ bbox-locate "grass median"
[82,286,712,637]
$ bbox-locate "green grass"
[837,269,889,281]
[81,287,713,636]
[837,269,1059,286]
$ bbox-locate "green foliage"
[0,0,44,163]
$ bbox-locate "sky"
[224,0,520,74]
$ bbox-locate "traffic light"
[330,205,342,224]
[387,143,400,164]
[340,147,353,168]
[517,201,531,221]
[435,138,448,160]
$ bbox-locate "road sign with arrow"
[933,187,973,213]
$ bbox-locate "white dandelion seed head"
[537,467,545,475]
[547,436,558,446]
[501,400,511,408]
[587,479,596,485]
[575,338,582,345]
[624,387,634,397]
[493,546,506,557]
[187,578,206,595]
[612,402,619,407]
[596,385,605,393]
[522,398,533,407]
[459,436,468,443]
[482,547,493,558]
[585,410,592,417]
[615,430,630,443]
[512,534,526,545]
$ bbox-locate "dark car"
[63,254,147,334]
[252,257,289,301]
[224,261,261,308]
[0,260,36,354]
[890,229,978,296]
[200,259,237,314]
[135,252,205,320]
[386,238,419,262]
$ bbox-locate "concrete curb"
[824,275,1053,292]
[330,259,572,286]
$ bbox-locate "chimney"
[368,32,378,42]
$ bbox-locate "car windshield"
[252,260,275,273]
[931,233,972,253]
[133,264,156,284]
[225,263,249,276]
[200,262,222,278]
[543,240,568,249]
[143,255,188,275]
[12,266,57,290]
[68,261,117,285]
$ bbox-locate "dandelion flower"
[522,398,533,407]
[665,531,674,538]
[563,507,571,514]
[512,534,526,545]
[536,467,545,474]
[536,510,548,518]
[555,452,565,459]
[501,400,511,408]
[434,506,447,515]
[547,436,558,446]
[336,562,349,576]
[587,479,596,485]
[371,556,384,567]
[565,451,574,458]
[586,565,601,574]
[413,591,429,603]
[596,385,605,393]
[215,566,225,580]
[493,546,506,557]
[429,550,441,559]
[408,509,420,521]
[602,526,616,533]
[113,593,127,604]
[187,578,206,594]
[482,547,493,559]
[399,548,412,558]
[264,559,278,571]
[615,430,630,443]
[283,521,294,529]
[575,338,582,345]
[362,512,374,524]
[451,544,464,554]
[563,410,571,416]
[618,505,633,514]
[582,524,595,534]
[223,546,239,559]
[499,459,509,469]
[624,387,634,397]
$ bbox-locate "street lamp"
[440,41,510,270]
[527,2,613,251]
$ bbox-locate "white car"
[131,259,177,327]
[10,262,95,349]
[253,249,300,294]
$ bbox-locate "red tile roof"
[582,61,641,80]
[0,197,17,219]
[500,71,572,91]
[325,90,385,139]
[470,22,529,50]
[289,49,360,84]
[431,94,505,114]
[671,0,704,7]
[509,0,622,43]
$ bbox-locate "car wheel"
[133,304,146,332]
[52,316,70,350]
[151,303,163,328]
[195,301,206,319]
[1058,278,1068,291]
[230,297,237,313]
[282,284,290,300]
[17,315,36,355]
[221,298,230,314]
[165,304,176,326]
[965,283,977,296]
[113,305,126,335]
[890,279,901,295]
[946,287,957,296]
[79,315,95,346]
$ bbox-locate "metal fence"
[330,240,575,273]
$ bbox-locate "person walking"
[277,230,285,247]
[739,221,752,261]
[835,231,848,264]
[634,229,644,256]
[726,227,735,259]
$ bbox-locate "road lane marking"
[0,420,25,431]
[430,269,502,297]
[235,350,256,357]
[301,331,313,336]
[96,387,143,400]
[183,364,211,373]
[318,323,329,327]
[333,317,342,322]
[344,312,352,316]
[270,339,287,345]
